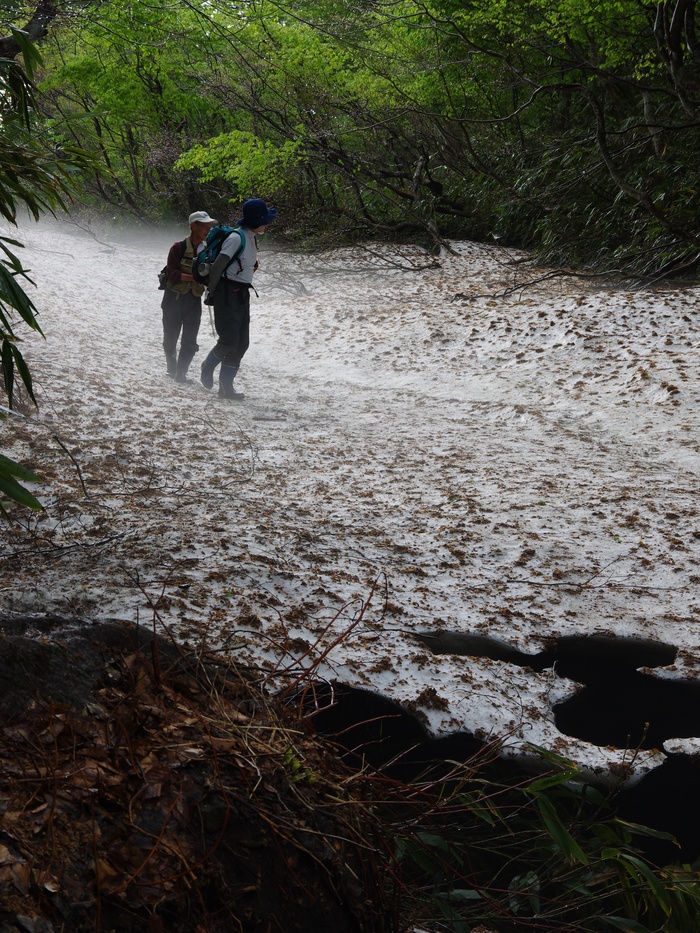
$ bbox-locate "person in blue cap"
[199,198,278,400]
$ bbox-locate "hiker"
[161,210,217,383]
[199,198,278,400]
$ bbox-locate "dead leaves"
[0,624,387,932]
[0,645,257,927]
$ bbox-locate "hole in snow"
[616,756,700,863]
[298,679,700,863]
[553,670,700,751]
[298,682,483,781]
[413,631,694,751]
[412,631,677,675]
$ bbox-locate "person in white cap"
[161,210,217,382]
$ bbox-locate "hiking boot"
[175,373,195,384]
[165,353,177,377]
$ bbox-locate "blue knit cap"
[236,198,278,228]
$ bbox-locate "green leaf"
[618,854,672,917]
[537,796,589,865]
[509,869,541,915]
[435,898,471,931]
[445,888,482,901]
[525,743,579,772]
[602,847,622,859]
[598,917,653,932]
[0,470,42,510]
[527,769,581,792]
[10,344,37,404]
[1,339,13,403]
[0,452,39,481]
[614,819,680,844]
[10,27,44,81]
[414,830,452,853]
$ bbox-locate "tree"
[37,0,243,219]
[31,0,700,273]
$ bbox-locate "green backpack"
[191,226,247,285]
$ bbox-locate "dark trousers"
[212,280,250,367]
[162,289,202,372]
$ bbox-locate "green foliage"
[0,421,39,519]
[176,131,302,201]
[0,452,41,515]
[29,0,700,271]
[394,750,700,931]
[37,0,238,218]
[0,32,91,515]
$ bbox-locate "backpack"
[158,239,186,290]
[192,225,247,286]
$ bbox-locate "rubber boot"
[165,353,177,378]
[176,350,196,384]
[218,364,244,400]
[200,349,220,389]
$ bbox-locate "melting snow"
[2,214,700,785]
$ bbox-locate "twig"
[52,434,90,498]
[273,578,383,698]
[505,555,625,588]
[0,532,128,563]
[451,267,632,301]
[61,216,117,251]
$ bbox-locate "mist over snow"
[3,213,700,785]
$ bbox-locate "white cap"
[188,211,217,225]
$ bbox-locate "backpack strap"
[168,238,204,296]
[207,228,250,294]
[225,228,247,275]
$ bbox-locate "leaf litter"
[0,617,390,930]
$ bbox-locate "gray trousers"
[162,289,202,371]
[212,280,251,367]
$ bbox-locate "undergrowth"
[0,615,698,932]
